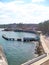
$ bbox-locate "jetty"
[0,46,8,65]
[2,34,40,42]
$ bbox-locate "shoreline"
[21,34,48,65]
[3,28,37,34]
[31,34,49,65]
[35,40,45,56]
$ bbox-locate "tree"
[38,20,49,34]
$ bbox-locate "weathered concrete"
[0,46,8,65]
[21,54,47,65]
[41,60,49,65]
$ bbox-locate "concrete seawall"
[0,45,8,65]
[21,54,47,65]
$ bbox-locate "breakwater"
[2,34,39,42]
[14,30,37,34]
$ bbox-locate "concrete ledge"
[21,53,47,65]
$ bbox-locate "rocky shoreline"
[35,40,45,56]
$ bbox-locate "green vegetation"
[38,20,49,34]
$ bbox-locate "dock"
[0,46,8,65]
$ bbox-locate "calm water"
[0,30,37,65]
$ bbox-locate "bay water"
[0,30,37,65]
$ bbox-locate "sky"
[0,0,49,24]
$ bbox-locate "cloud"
[32,0,45,3]
[0,1,49,24]
[12,0,24,4]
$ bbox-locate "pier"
[2,34,40,42]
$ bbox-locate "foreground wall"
[0,45,8,65]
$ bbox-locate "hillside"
[0,23,38,31]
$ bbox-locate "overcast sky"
[0,0,49,24]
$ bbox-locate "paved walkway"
[41,60,49,65]
[31,34,49,65]
[44,37,49,49]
